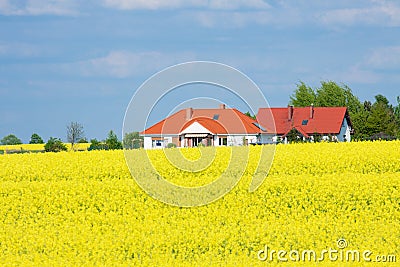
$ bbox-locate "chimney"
[310,104,314,119]
[185,107,193,121]
[219,104,226,109]
[288,105,294,121]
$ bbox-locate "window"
[302,119,309,125]
[253,122,266,131]
[213,114,219,120]
[219,137,227,146]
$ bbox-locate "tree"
[351,109,369,140]
[395,96,400,138]
[312,132,323,143]
[244,111,256,120]
[0,134,22,145]
[286,128,306,143]
[315,81,362,114]
[374,94,391,107]
[364,95,398,137]
[105,130,123,150]
[88,138,107,151]
[123,132,143,149]
[67,122,84,151]
[393,96,400,120]
[44,137,67,152]
[29,133,44,144]
[289,81,317,107]
[290,80,362,113]
[364,100,372,112]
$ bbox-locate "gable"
[283,127,310,138]
[180,121,213,134]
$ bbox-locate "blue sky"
[1,0,400,142]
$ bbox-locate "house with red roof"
[140,104,269,149]
[256,106,353,143]
[141,105,352,149]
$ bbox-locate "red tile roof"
[257,106,351,136]
[141,108,263,135]
[141,106,351,137]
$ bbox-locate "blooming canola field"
[0,141,399,266]
[0,143,90,152]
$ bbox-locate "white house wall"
[144,134,261,149]
[227,136,241,146]
[164,137,173,146]
[260,134,275,144]
[246,136,258,144]
[143,136,174,149]
[214,135,220,146]
[144,137,152,149]
[227,135,256,146]
[338,119,351,142]
[180,135,185,147]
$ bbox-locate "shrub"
[167,143,177,148]
[44,137,67,152]
[88,139,108,151]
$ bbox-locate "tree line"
[289,81,400,140]
[0,122,143,153]
[1,81,399,151]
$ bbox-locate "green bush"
[88,139,108,151]
[167,143,177,148]
[44,137,67,152]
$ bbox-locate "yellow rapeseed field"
[0,141,399,266]
[0,143,90,152]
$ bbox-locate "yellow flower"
[0,141,399,266]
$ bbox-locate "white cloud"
[191,6,303,28]
[318,0,400,27]
[194,11,272,28]
[102,0,195,10]
[365,46,400,69]
[208,0,270,10]
[337,65,380,84]
[0,42,39,57]
[102,0,270,10]
[320,45,400,85]
[75,50,196,78]
[0,0,78,16]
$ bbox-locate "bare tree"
[67,122,84,151]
